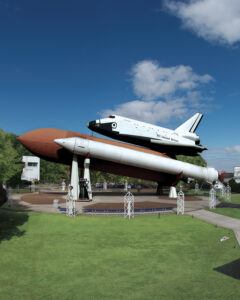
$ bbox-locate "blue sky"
[1,0,240,171]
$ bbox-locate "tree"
[0,129,21,184]
[228,179,240,193]
[176,155,207,167]
[40,160,69,184]
[176,154,208,189]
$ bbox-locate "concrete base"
[169,186,177,198]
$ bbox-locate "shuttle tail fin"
[175,113,203,134]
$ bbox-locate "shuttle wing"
[150,139,206,150]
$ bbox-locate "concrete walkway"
[186,209,240,246]
[11,191,211,214]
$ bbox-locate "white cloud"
[203,147,240,171]
[132,60,212,100]
[102,99,188,124]
[101,60,213,124]
[164,0,240,45]
[225,145,240,153]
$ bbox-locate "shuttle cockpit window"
[109,115,115,119]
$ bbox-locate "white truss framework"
[195,182,199,194]
[66,186,76,217]
[221,185,226,198]
[209,187,216,209]
[177,186,185,215]
[225,184,231,202]
[124,191,134,219]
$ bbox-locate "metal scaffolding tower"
[177,186,185,215]
[225,184,231,202]
[124,191,134,219]
[209,187,216,209]
[66,186,76,217]
[195,182,199,194]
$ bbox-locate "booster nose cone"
[16,128,74,160]
[54,138,67,147]
[17,132,39,151]
[17,134,29,146]
[54,137,76,153]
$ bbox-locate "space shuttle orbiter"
[88,113,207,157]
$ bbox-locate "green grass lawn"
[218,193,240,205]
[0,209,240,300]
[213,208,240,219]
[229,193,240,204]
[210,194,240,219]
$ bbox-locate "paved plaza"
[12,190,211,214]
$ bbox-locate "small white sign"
[21,156,40,182]
[234,166,240,184]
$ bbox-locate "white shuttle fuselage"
[88,113,206,157]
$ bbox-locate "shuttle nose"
[88,120,99,130]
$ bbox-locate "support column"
[124,180,128,192]
[103,181,108,190]
[70,155,79,200]
[156,183,164,195]
[83,158,92,201]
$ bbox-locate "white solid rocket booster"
[55,137,218,183]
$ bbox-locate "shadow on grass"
[214,259,240,280]
[218,203,240,209]
[0,204,29,243]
